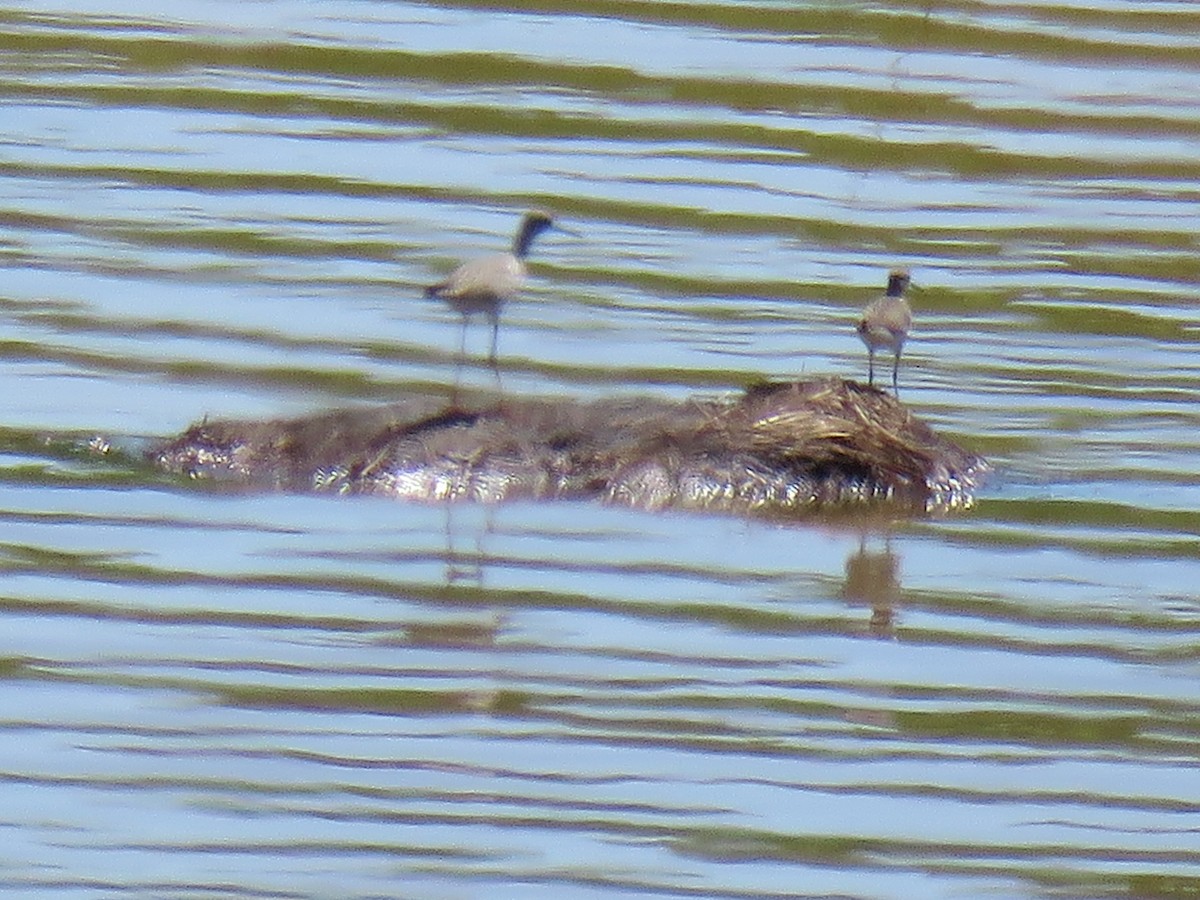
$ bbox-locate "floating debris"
[151,378,987,516]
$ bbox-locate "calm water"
[3,1,1200,898]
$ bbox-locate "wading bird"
[857,268,912,393]
[425,210,574,396]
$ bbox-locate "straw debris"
[151,377,986,515]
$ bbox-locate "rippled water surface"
[3,1,1200,898]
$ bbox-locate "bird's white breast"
[443,253,525,306]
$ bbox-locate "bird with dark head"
[425,210,565,371]
[856,268,912,394]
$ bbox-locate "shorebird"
[425,210,571,376]
[857,268,912,392]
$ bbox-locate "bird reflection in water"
[841,531,902,638]
[441,499,494,588]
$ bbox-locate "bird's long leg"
[487,309,503,399]
[891,349,901,395]
[867,348,876,386]
[487,309,499,368]
[450,314,468,409]
[491,359,503,400]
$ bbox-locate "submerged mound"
[151,378,987,515]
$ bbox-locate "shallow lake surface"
[2,1,1200,897]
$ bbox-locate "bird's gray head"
[513,210,558,257]
[886,269,911,297]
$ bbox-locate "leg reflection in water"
[841,531,902,639]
